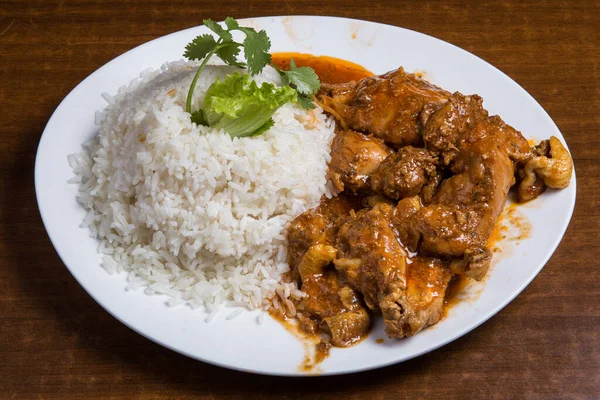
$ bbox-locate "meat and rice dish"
[69,18,573,355]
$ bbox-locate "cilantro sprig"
[184,17,321,118]
[274,59,321,109]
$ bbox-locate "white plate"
[35,16,576,376]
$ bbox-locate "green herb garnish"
[273,59,320,109]
[184,17,267,114]
[183,17,321,133]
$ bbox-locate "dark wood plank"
[1,0,598,398]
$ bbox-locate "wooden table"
[1,0,598,398]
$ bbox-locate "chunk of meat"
[295,244,371,347]
[365,194,396,209]
[380,257,452,338]
[332,205,450,338]
[316,193,366,229]
[517,136,573,202]
[370,146,440,201]
[391,196,423,250]
[322,287,371,347]
[317,67,450,146]
[516,139,550,202]
[328,130,392,193]
[420,92,489,166]
[287,196,371,346]
[396,116,531,280]
[295,245,339,322]
[287,212,326,272]
[333,206,407,314]
[287,194,365,271]
[296,244,338,280]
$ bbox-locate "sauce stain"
[489,212,509,248]
[489,201,533,266]
[281,16,313,45]
[412,69,434,82]
[496,203,532,244]
[238,18,258,30]
[505,205,532,241]
[442,275,480,319]
[375,338,384,344]
[282,16,297,43]
[268,308,329,374]
[441,219,512,317]
[298,341,329,374]
[349,22,376,46]
[271,52,373,84]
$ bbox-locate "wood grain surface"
[1,0,598,398]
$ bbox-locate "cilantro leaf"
[190,109,208,125]
[216,43,245,68]
[238,28,271,75]
[283,59,321,96]
[278,70,290,86]
[224,17,239,30]
[184,34,217,61]
[203,18,233,42]
[297,94,316,110]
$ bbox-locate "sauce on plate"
[271,52,373,84]
[268,308,329,374]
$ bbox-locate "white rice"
[69,59,336,315]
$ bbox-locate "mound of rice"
[68,60,335,318]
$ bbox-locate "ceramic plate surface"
[35,16,576,376]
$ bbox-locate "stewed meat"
[286,65,573,347]
[287,194,364,272]
[333,205,407,321]
[328,130,392,193]
[420,92,489,166]
[317,68,450,147]
[396,116,531,280]
[295,244,371,347]
[381,256,452,338]
[287,195,370,346]
[517,136,573,202]
[370,146,440,201]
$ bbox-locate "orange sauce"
[442,275,471,318]
[443,200,533,320]
[375,338,384,344]
[504,203,532,241]
[443,203,526,318]
[271,52,373,84]
[268,308,329,373]
[299,341,330,373]
[488,212,508,248]
[491,202,532,254]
